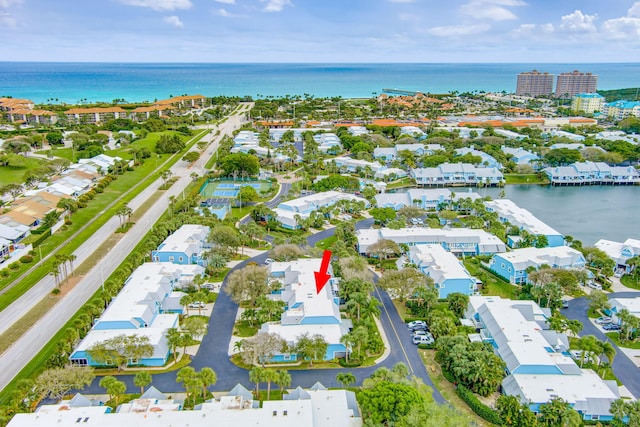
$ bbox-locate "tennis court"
[199,179,272,199]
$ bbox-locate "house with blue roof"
[489,246,586,284]
[605,100,640,120]
[465,296,619,421]
[152,224,210,266]
[595,238,640,273]
[408,244,477,298]
[261,259,351,362]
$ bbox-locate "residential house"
[607,297,640,325]
[494,129,527,140]
[605,100,640,120]
[594,238,640,273]
[373,143,442,162]
[466,296,620,421]
[0,222,30,243]
[313,133,342,153]
[356,227,506,256]
[7,384,362,427]
[69,262,203,368]
[485,199,564,247]
[263,259,351,361]
[375,188,482,211]
[348,125,369,136]
[544,161,640,185]
[549,142,585,150]
[325,156,386,175]
[455,147,502,169]
[273,191,369,229]
[411,163,504,187]
[549,130,586,142]
[408,244,477,298]
[152,224,210,266]
[399,126,426,138]
[489,246,586,284]
[501,146,540,166]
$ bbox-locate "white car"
[264,258,275,265]
[407,320,427,329]
[188,302,205,309]
[587,282,602,291]
[413,333,435,345]
[595,316,611,325]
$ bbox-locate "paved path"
[82,217,445,404]
[563,291,640,399]
[0,109,249,392]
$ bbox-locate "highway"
[0,105,250,392]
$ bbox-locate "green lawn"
[386,177,415,189]
[234,320,259,337]
[315,236,337,249]
[606,332,640,349]
[504,174,549,185]
[464,260,517,299]
[621,274,640,290]
[0,157,46,186]
[35,147,74,162]
[105,131,187,160]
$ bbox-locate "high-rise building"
[555,70,598,98]
[515,70,553,97]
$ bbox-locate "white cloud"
[459,0,525,21]
[628,1,640,18]
[260,0,292,12]
[559,10,597,33]
[427,23,491,37]
[163,15,184,27]
[0,0,22,7]
[119,0,192,12]
[215,0,236,4]
[0,11,16,28]
[215,8,231,17]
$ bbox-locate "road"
[0,106,250,392]
[82,217,445,404]
[564,291,640,399]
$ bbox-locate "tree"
[241,332,286,366]
[263,369,278,400]
[224,264,269,306]
[367,239,401,266]
[99,376,127,406]
[249,366,266,397]
[209,225,241,257]
[219,152,260,177]
[275,369,291,394]
[35,367,95,401]
[378,268,434,302]
[336,372,356,389]
[198,367,217,399]
[369,207,396,226]
[237,185,259,208]
[176,367,202,403]
[270,244,306,261]
[116,204,133,227]
[86,334,153,371]
[588,290,611,314]
[295,333,328,366]
[358,381,425,426]
[133,371,152,394]
[496,395,538,427]
[447,292,469,318]
[538,397,582,427]
[182,151,200,163]
[181,316,208,340]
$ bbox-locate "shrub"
[456,385,503,425]
[51,288,61,295]
[339,358,362,368]
[0,270,9,278]
[65,219,73,225]
[417,343,435,350]
[20,255,34,264]
[9,262,20,271]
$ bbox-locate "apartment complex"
[515,70,554,97]
[571,93,605,113]
[555,71,598,98]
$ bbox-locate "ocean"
[1,62,639,105]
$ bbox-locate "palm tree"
[249,366,265,398]
[133,372,152,394]
[274,370,291,395]
[336,372,356,389]
[198,367,217,399]
[67,254,77,277]
[166,328,182,363]
[264,369,278,400]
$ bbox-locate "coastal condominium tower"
[555,70,598,98]
[515,70,553,97]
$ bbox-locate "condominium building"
[516,70,553,97]
[571,93,605,113]
[555,71,598,98]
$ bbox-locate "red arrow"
[314,250,332,294]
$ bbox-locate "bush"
[19,255,34,264]
[339,358,362,368]
[32,229,52,247]
[0,270,9,278]
[9,262,20,271]
[417,343,435,350]
[65,219,73,225]
[51,288,61,295]
[456,385,503,425]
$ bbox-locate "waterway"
[474,185,640,246]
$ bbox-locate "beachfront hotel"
[555,71,598,98]
[515,70,554,97]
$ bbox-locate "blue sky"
[1,0,639,62]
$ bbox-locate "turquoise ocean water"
[0,62,639,104]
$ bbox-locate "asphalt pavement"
[563,291,640,399]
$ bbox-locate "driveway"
[84,218,444,403]
[563,291,640,399]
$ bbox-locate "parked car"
[413,333,434,345]
[562,300,569,309]
[603,323,621,331]
[264,258,275,266]
[412,330,428,337]
[407,320,427,329]
[410,324,429,332]
[188,302,205,309]
[587,282,603,291]
[595,317,612,325]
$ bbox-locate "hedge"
[456,385,504,425]
[32,229,52,247]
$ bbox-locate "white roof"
[503,370,619,410]
[469,296,575,374]
[263,322,347,346]
[485,199,561,236]
[278,191,368,213]
[609,297,640,317]
[0,223,28,240]
[409,244,472,285]
[73,324,172,360]
[156,224,209,258]
[494,246,584,271]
